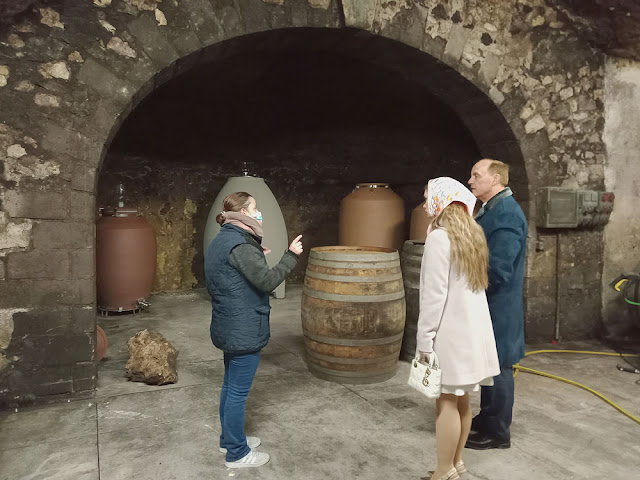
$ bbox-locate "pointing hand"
[289,234,303,255]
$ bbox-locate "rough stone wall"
[547,0,640,61]
[525,231,604,340]
[602,57,640,333]
[559,231,604,339]
[0,0,38,23]
[0,120,96,406]
[0,0,608,406]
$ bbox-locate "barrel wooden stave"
[304,276,404,297]
[301,295,405,340]
[399,240,425,362]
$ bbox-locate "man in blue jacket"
[465,159,528,450]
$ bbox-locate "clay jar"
[96,326,108,362]
[96,208,157,313]
[409,202,433,242]
[339,183,405,252]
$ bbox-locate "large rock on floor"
[125,330,178,385]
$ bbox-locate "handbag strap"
[428,351,439,370]
[413,351,440,369]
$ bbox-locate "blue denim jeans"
[219,351,261,462]
[476,366,514,440]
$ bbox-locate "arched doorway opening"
[97,28,525,291]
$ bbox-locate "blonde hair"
[485,159,509,187]
[431,203,489,291]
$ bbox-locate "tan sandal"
[420,467,460,480]
[455,460,467,474]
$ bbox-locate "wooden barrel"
[400,240,425,362]
[301,246,406,384]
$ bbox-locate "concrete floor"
[1,285,639,479]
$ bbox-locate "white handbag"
[408,351,441,399]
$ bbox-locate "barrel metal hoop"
[302,286,405,303]
[401,257,423,265]
[402,251,424,258]
[402,266,421,275]
[310,251,399,262]
[308,259,400,269]
[303,330,404,346]
[306,350,401,365]
[308,363,398,378]
[304,270,403,283]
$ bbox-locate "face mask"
[242,208,262,221]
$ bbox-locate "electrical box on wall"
[536,187,614,229]
[537,187,578,228]
[577,190,615,227]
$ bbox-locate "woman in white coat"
[417,177,500,480]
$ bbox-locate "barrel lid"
[310,245,399,262]
[403,240,425,246]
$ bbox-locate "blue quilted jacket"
[205,225,271,354]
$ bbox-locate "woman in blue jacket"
[205,191,303,468]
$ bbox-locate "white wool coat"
[416,228,500,386]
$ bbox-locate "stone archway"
[0,0,605,407]
[97,26,526,292]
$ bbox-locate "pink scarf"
[220,212,264,239]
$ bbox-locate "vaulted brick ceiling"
[1,1,639,60]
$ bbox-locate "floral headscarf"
[426,177,477,217]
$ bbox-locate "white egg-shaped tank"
[203,175,289,298]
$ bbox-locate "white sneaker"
[219,436,261,453]
[225,449,270,468]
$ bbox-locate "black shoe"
[464,432,510,450]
